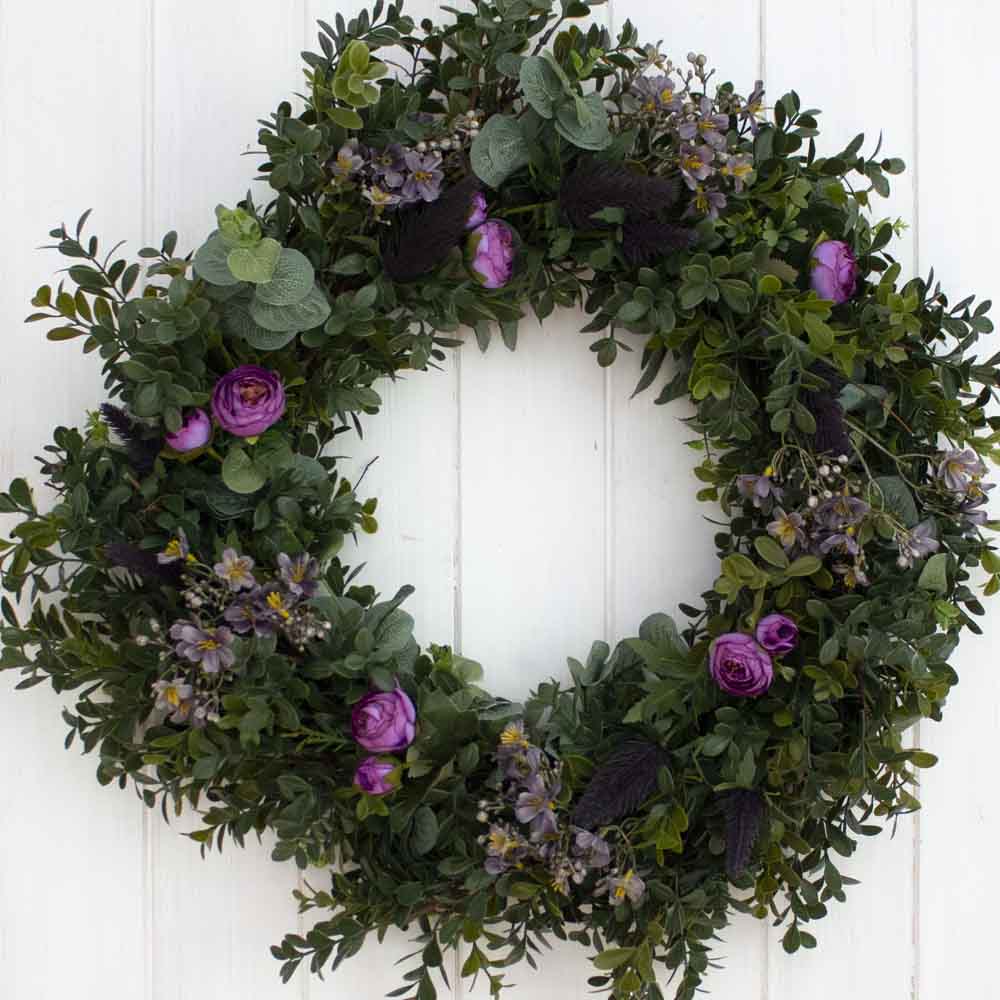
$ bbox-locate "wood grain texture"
[0,2,996,998]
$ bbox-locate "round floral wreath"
[3,3,997,998]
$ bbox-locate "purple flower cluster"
[329,139,446,208]
[628,67,765,219]
[480,722,628,901]
[144,545,332,729]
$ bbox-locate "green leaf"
[216,205,262,247]
[592,948,635,971]
[917,552,948,595]
[786,555,821,577]
[518,56,566,119]
[470,115,530,188]
[223,298,298,351]
[754,534,789,568]
[410,806,439,855]
[872,475,918,527]
[554,93,611,151]
[254,248,315,306]
[227,238,282,284]
[250,285,331,332]
[222,447,266,494]
[329,106,364,130]
[193,232,240,286]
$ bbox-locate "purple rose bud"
[210,365,286,438]
[755,613,799,655]
[165,408,212,452]
[351,683,417,752]
[709,633,774,697]
[810,239,858,304]
[354,756,397,796]
[466,191,488,229]
[465,219,517,289]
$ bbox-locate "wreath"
[3,3,997,998]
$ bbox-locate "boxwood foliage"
[2,2,998,999]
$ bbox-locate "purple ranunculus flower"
[353,756,397,795]
[709,633,774,697]
[351,684,417,752]
[466,190,488,229]
[165,408,211,452]
[756,614,799,655]
[810,240,858,304]
[466,219,516,289]
[169,621,236,674]
[211,365,286,438]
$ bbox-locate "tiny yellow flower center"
[165,687,181,707]
[414,169,433,183]
[266,592,291,619]
[197,639,219,651]
[659,87,674,103]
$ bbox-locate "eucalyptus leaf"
[193,232,240,286]
[250,284,332,332]
[227,238,282,284]
[254,248,315,306]
[221,447,266,495]
[470,115,530,187]
[554,93,612,151]
[518,56,566,119]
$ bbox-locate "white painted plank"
[0,3,149,999]
[762,4,918,998]
[915,5,1000,999]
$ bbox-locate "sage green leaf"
[227,238,282,284]
[592,948,635,971]
[872,475,918,527]
[222,298,298,351]
[519,56,565,119]
[470,115,530,187]
[329,106,364,130]
[254,248,315,306]
[221,448,266,495]
[917,552,948,595]
[215,205,262,247]
[410,806,438,855]
[755,534,790,568]
[554,93,611,151]
[193,233,240,286]
[250,284,331,332]
[786,555,822,577]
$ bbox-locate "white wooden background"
[0,2,996,998]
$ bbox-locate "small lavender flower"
[514,774,560,838]
[401,151,444,203]
[937,449,987,494]
[573,829,611,869]
[370,143,407,188]
[767,507,806,550]
[896,519,940,567]
[169,622,236,673]
[737,472,784,510]
[678,96,729,150]
[152,678,194,721]
[223,594,274,637]
[958,482,994,525]
[817,495,870,530]
[688,184,727,220]
[819,531,860,557]
[213,548,256,591]
[602,869,646,907]
[720,153,754,192]
[740,81,766,134]
[255,583,298,626]
[678,142,714,189]
[363,185,402,209]
[277,552,320,598]
[329,139,365,180]
[630,74,682,114]
[157,528,192,565]
[484,824,528,875]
